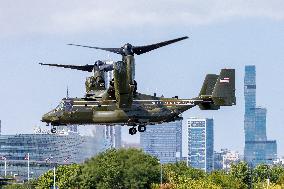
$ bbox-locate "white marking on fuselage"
[71,99,202,107]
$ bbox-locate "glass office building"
[0,126,108,179]
[244,65,277,167]
[245,141,277,166]
[140,121,182,164]
[187,118,213,172]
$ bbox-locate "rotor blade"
[133,36,188,55]
[39,63,94,72]
[68,44,123,55]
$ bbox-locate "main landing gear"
[129,125,146,135]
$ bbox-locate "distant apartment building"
[140,121,182,164]
[273,157,284,165]
[214,149,240,171]
[187,118,213,172]
[244,65,277,167]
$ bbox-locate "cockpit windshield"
[55,100,73,111]
[55,101,64,110]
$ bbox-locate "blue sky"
[0,0,284,156]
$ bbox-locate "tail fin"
[198,69,236,110]
[199,74,219,96]
[212,69,236,106]
[198,74,220,110]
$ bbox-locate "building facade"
[0,126,108,179]
[214,149,240,171]
[187,118,213,172]
[244,65,277,167]
[105,125,122,149]
[140,121,182,164]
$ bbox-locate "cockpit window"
[64,100,73,111]
[55,100,73,111]
[55,102,64,110]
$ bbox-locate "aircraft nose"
[41,113,50,123]
[41,111,59,123]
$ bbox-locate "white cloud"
[0,0,284,36]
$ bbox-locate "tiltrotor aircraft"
[41,36,236,135]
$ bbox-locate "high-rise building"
[105,126,121,149]
[244,65,277,167]
[140,121,182,164]
[187,118,213,172]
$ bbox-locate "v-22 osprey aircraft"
[41,36,236,135]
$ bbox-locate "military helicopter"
[41,36,236,135]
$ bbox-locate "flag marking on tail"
[220,77,230,83]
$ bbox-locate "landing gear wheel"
[138,125,146,132]
[129,127,137,135]
[51,127,56,134]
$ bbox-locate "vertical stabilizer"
[199,74,219,96]
[212,69,236,106]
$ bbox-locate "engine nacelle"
[113,56,135,108]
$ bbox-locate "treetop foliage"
[3,150,284,189]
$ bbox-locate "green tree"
[163,161,205,184]
[80,148,160,189]
[207,170,243,189]
[230,161,251,188]
[275,172,284,185]
[173,174,221,189]
[270,165,284,183]
[36,164,81,189]
[253,164,271,183]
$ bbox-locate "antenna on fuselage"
[66,86,69,99]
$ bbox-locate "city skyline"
[1,1,284,156]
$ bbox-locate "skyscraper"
[140,121,182,164]
[244,65,277,167]
[187,118,213,172]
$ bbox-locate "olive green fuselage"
[42,93,200,126]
